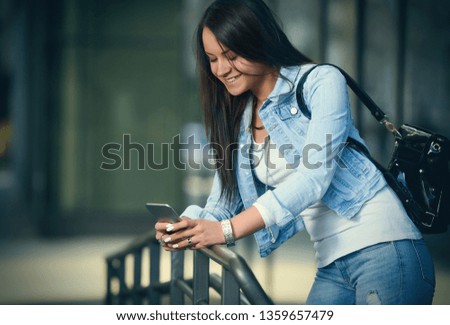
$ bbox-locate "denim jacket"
[181,64,387,257]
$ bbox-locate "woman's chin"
[224,85,245,97]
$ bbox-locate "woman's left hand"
[159,217,225,250]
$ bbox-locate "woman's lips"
[225,74,242,84]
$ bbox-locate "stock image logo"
[100,134,348,171]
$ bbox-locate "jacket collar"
[266,65,302,104]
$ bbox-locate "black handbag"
[296,63,450,234]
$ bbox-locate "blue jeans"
[306,239,435,304]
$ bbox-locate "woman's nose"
[216,58,232,77]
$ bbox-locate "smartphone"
[145,203,181,225]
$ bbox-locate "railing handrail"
[200,245,272,304]
[105,229,273,305]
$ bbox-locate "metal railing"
[105,230,273,305]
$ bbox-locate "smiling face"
[201,27,277,100]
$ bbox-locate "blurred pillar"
[2,2,33,237]
[180,122,213,207]
[0,0,64,238]
[180,0,215,208]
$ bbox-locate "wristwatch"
[220,219,235,247]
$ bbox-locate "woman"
[155,0,435,304]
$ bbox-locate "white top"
[251,135,422,267]
[251,136,292,187]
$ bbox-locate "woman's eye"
[209,57,217,63]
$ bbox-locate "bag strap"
[295,63,400,175]
[296,63,401,137]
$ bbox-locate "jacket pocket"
[327,175,358,201]
[273,103,308,137]
[339,147,370,179]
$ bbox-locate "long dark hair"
[196,0,312,202]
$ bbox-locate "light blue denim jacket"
[181,64,387,257]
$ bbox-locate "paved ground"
[0,232,449,304]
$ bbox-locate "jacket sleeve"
[180,171,244,221]
[254,65,351,227]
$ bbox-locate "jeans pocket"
[412,240,436,287]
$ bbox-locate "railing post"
[118,257,127,304]
[133,248,142,304]
[105,260,113,304]
[170,250,184,304]
[148,240,161,304]
[221,268,240,305]
[193,251,210,304]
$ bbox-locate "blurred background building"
[0,0,449,304]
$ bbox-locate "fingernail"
[172,244,179,249]
[166,224,174,232]
[164,237,172,243]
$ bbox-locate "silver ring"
[159,238,165,246]
[187,237,193,248]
